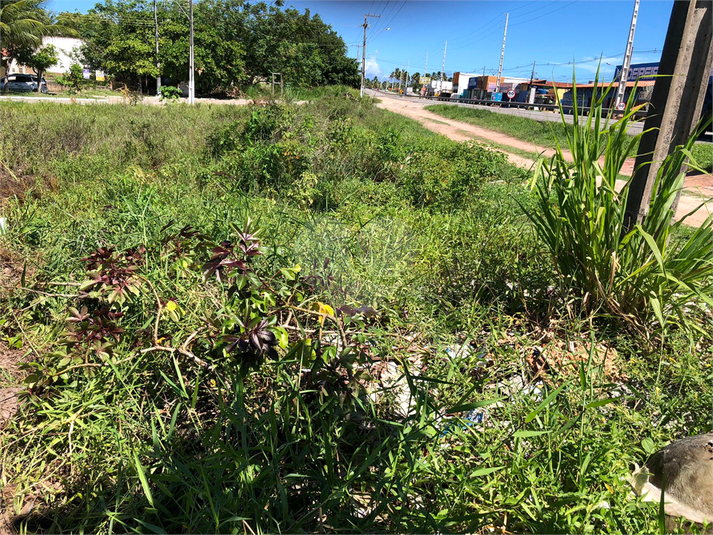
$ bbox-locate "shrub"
[57,63,86,93]
[158,85,182,102]
[522,76,713,337]
[400,140,510,207]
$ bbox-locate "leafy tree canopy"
[0,0,51,61]
[61,0,359,94]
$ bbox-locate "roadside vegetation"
[426,103,713,172]
[0,87,711,534]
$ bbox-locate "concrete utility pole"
[406,59,410,92]
[624,0,713,230]
[360,13,380,98]
[614,0,640,109]
[188,0,195,104]
[154,0,160,94]
[495,13,509,93]
[424,51,428,79]
[441,40,447,81]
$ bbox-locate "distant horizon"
[48,0,673,83]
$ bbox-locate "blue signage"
[615,62,713,82]
[467,77,479,90]
[614,62,659,82]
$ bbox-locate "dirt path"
[370,90,712,227]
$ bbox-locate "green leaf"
[133,452,154,507]
[469,466,504,477]
[525,383,568,423]
[585,398,618,409]
[513,430,550,438]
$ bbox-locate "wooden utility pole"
[623,0,713,230]
[154,0,160,94]
[360,13,380,98]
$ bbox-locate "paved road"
[369,89,646,136]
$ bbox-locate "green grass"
[0,93,710,534]
[691,141,713,173]
[425,103,644,154]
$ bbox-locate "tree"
[0,0,51,72]
[68,0,358,95]
[15,43,57,91]
[409,72,422,92]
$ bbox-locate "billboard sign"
[614,62,659,82]
[614,62,713,82]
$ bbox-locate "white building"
[41,36,84,73]
[2,36,84,76]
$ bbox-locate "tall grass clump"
[522,74,713,337]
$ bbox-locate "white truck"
[427,80,453,98]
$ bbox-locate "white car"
[0,74,48,93]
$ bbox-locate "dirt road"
[368,90,712,227]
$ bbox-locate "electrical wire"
[367,0,390,34]
[367,1,405,45]
[449,24,504,51]
[447,11,504,46]
[378,0,406,37]
[509,0,580,27]
[506,1,558,21]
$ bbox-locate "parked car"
[0,73,48,93]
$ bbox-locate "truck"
[427,80,453,98]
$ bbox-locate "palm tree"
[1,0,50,72]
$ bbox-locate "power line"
[367,1,404,45]
[368,0,391,34]
[379,0,406,37]
[449,24,504,51]
[447,11,503,46]
[509,1,580,27]
[507,1,558,21]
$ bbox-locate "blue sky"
[48,0,674,82]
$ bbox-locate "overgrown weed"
[0,94,708,534]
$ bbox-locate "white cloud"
[365,56,383,78]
